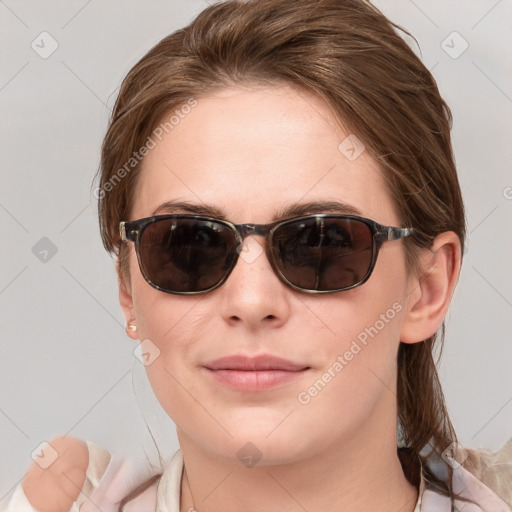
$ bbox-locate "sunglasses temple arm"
[119,222,127,241]
[119,221,139,243]
[377,226,414,242]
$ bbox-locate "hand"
[22,436,89,512]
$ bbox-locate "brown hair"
[96,0,473,509]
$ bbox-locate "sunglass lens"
[273,217,374,291]
[138,218,237,293]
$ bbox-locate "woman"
[6,0,511,511]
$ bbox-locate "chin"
[225,425,313,466]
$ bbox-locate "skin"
[22,436,89,512]
[22,83,461,511]
[119,83,461,512]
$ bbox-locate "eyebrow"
[153,200,362,221]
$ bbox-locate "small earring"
[126,316,137,335]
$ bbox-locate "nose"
[218,235,291,328]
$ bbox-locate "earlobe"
[118,274,138,340]
[400,231,462,344]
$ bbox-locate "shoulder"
[461,438,512,509]
[122,449,184,512]
[415,439,512,512]
[421,439,512,512]
[79,441,161,512]
[4,439,162,512]
[4,438,107,512]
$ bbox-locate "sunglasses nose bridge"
[234,223,273,251]
[237,223,270,238]
[230,222,274,267]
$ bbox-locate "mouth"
[203,355,311,391]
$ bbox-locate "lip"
[203,355,310,392]
[204,355,308,371]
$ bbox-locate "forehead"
[131,84,399,225]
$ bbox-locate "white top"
[4,441,512,512]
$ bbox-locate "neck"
[177,426,418,512]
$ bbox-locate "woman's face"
[123,84,415,465]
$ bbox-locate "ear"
[118,271,138,341]
[400,231,462,344]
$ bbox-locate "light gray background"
[1,0,511,504]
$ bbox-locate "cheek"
[133,297,199,430]
[317,294,405,384]
[315,249,407,356]
[310,249,409,389]
[129,278,207,418]
[292,297,405,444]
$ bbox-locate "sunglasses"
[119,214,414,295]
